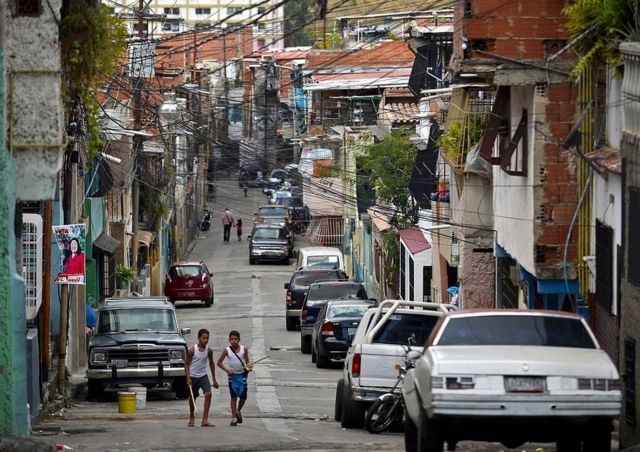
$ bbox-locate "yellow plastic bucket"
[118,391,137,414]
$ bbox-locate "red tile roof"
[399,227,431,255]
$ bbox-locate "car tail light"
[321,322,334,336]
[578,378,621,391]
[445,376,475,390]
[286,291,292,305]
[431,377,443,389]
[301,310,308,320]
[352,353,361,378]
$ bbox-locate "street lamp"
[159,92,182,269]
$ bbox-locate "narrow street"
[29,179,607,452]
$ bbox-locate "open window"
[478,86,528,176]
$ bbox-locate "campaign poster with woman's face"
[53,224,86,285]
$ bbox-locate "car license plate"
[111,359,128,369]
[347,328,357,336]
[505,376,546,393]
[183,291,195,297]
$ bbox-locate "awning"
[137,230,156,247]
[367,207,391,233]
[92,232,121,255]
[399,227,431,255]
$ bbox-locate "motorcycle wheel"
[365,396,400,434]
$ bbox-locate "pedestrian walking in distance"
[217,330,252,426]
[185,328,219,427]
[222,208,234,243]
[236,219,243,241]
[243,183,248,197]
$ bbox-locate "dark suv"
[249,223,292,264]
[86,297,191,399]
[299,281,370,354]
[283,268,348,331]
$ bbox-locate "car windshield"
[276,197,302,207]
[372,313,439,346]
[259,207,287,217]
[97,308,177,333]
[253,228,285,240]
[292,271,345,287]
[169,265,201,278]
[307,284,366,301]
[306,255,340,267]
[328,304,369,320]
[436,315,597,349]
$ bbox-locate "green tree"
[358,128,417,224]
[284,0,315,47]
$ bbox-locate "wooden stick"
[188,385,197,414]
[246,355,269,368]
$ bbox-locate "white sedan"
[402,309,622,452]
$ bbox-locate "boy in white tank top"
[217,330,253,426]
[185,328,219,427]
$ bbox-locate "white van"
[296,246,344,271]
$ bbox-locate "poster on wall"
[52,224,86,285]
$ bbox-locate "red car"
[164,261,214,307]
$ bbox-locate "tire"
[556,438,581,452]
[316,349,330,368]
[404,405,418,452]
[204,295,212,307]
[335,379,344,422]
[583,420,612,452]
[172,377,189,400]
[365,397,399,433]
[341,383,366,429]
[249,257,256,265]
[311,344,317,363]
[286,317,296,331]
[87,379,104,400]
[300,334,312,354]
[417,405,443,452]
[168,299,175,305]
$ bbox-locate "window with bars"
[101,254,116,299]
[629,188,640,286]
[22,214,43,320]
[12,0,42,17]
[409,256,415,301]
[400,245,406,299]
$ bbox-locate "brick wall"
[306,40,414,70]
[459,0,571,61]
[535,83,580,276]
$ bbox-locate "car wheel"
[340,383,365,429]
[311,343,317,363]
[417,405,443,452]
[168,299,175,305]
[583,420,612,452]
[249,257,256,265]
[286,317,296,331]
[335,379,344,422]
[404,405,418,452]
[556,438,581,452]
[204,295,213,307]
[172,377,189,400]
[300,334,312,354]
[316,349,329,368]
[87,379,104,400]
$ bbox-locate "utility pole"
[131,0,145,275]
[40,200,52,381]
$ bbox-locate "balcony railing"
[621,42,640,136]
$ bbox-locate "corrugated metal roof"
[586,147,622,175]
[305,68,411,91]
[399,227,431,255]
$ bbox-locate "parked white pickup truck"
[335,300,455,428]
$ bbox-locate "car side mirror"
[247,235,252,239]
[181,328,191,335]
[284,282,289,289]
[209,273,213,277]
[369,297,377,303]
[407,350,422,362]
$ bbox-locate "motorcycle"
[200,211,212,231]
[365,337,421,434]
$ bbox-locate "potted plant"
[116,264,136,290]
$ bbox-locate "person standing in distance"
[185,328,219,427]
[217,330,252,426]
[222,208,234,243]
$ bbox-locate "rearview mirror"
[181,328,191,335]
[284,282,290,289]
[247,235,252,240]
[407,350,422,362]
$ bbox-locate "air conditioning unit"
[22,214,43,320]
